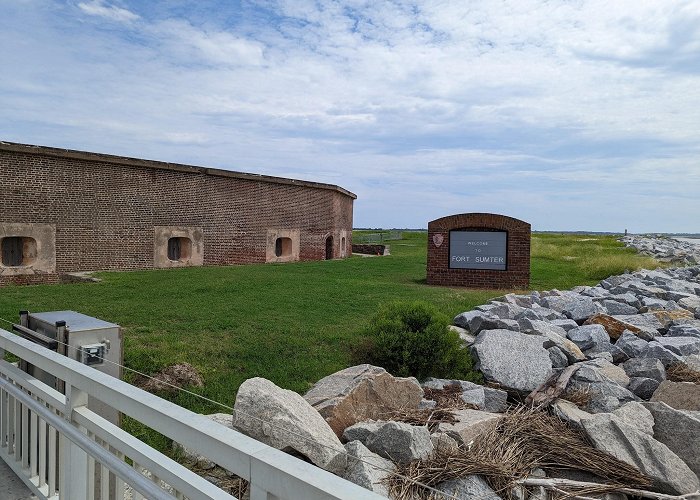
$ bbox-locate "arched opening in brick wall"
[1,236,37,267]
[325,236,334,260]
[167,237,192,262]
[275,237,292,258]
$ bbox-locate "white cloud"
[1,1,700,231]
[77,1,139,22]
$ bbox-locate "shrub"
[357,300,481,382]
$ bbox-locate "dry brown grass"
[379,383,480,431]
[667,363,700,384]
[423,383,479,411]
[560,387,593,408]
[136,363,204,393]
[386,406,651,500]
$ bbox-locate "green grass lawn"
[0,232,659,418]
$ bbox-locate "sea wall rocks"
[206,253,700,498]
[621,235,700,265]
[303,364,423,437]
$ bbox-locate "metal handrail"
[0,327,383,499]
[0,377,170,500]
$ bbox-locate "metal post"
[62,384,89,500]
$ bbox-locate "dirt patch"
[137,363,204,393]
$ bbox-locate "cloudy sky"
[1,1,699,232]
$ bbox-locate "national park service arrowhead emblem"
[433,234,444,247]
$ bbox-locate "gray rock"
[564,297,601,323]
[233,377,346,474]
[453,310,486,331]
[422,378,508,413]
[529,305,565,321]
[641,402,700,478]
[551,398,593,429]
[622,358,666,382]
[550,319,579,332]
[568,363,638,413]
[681,354,700,371]
[436,475,501,500]
[603,300,639,316]
[538,329,586,363]
[430,432,460,453]
[612,402,655,435]
[628,377,660,400]
[518,318,567,337]
[639,341,683,367]
[482,302,527,320]
[304,364,423,438]
[548,346,569,368]
[362,421,433,464]
[582,286,610,298]
[343,441,395,496]
[435,409,502,446]
[656,336,700,356]
[472,329,553,393]
[606,292,642,308]
[567,324,610,351]
[586,358,630,387]
[582,413,700,495]
[679,295,700,313]
[642,297,670,310]
[515,308,546,321]
[493,293,535,308]
[666,324,700,339]
[615,313,665,334]
[587,351,613,363]
[343,421,384,443]
[615,331,650,359]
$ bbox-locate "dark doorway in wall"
[325,236,334,260]
[167,237,192,262]
[1,237,36,267]
[275,237,292,258]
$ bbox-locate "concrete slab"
[0,459,35,500]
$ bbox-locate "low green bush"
[357,300,482,382]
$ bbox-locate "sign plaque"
[427,213,530,289]
[449,231,507,270]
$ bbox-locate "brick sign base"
[427,213,530,289]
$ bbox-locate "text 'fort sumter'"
[448,230,507,270]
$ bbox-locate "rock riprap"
[471,329,553,393]
[233,377,347,474]
[621,235,700,265]
[304,364,423,438]
[195,259,700,499]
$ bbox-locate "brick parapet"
[0,144,355,283]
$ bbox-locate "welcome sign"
[427,213,530,289]
[449,230,507,270]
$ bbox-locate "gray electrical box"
[17,310,123,425]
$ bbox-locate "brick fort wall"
[0,142,355,285]
[427,213,530,289]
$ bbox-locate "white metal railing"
[0,328,383,500]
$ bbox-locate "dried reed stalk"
[379,383,480,431]
[378,407,459,431]
[423,383,478,410]
[386,405,651,500]
[560,387,593,408]
[667,363,700,384]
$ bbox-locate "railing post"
[60,384,89,500]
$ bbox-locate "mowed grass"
[0,232,659,423]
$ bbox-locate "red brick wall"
[427,213,530,289]
[0,144,355,285]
